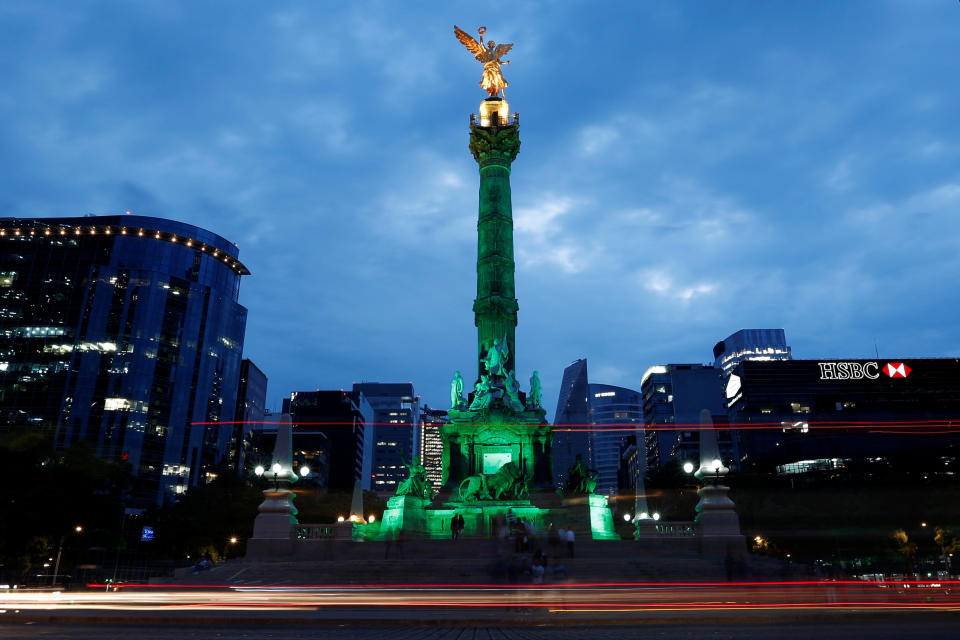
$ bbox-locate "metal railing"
[296,524,336,540]
[655,521,696,537]
[470,112,519,127]
[296,522,355,541]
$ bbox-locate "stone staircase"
[158,538,788,586]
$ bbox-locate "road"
[1,580,958,636]
[1,620,960,639]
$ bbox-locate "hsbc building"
[725,358,960,472]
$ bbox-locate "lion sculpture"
[458,461,530,502]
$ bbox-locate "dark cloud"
[1,1,958,416]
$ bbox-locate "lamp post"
[224,536,239,560]
[255,463,285,490]
[52,525,82,587]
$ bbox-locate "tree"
[0,430,129,583]
[934,527,957,573]
[891,529,918,574]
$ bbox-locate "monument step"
[159,540,786,586]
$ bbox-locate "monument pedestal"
[695,484,746,556]
[247,489,298,558]
[559,494,619,540]
[380,495,429,538]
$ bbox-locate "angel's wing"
[454,25,485,61]
[493,43,513,60]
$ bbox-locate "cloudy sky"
[1,1,958,418]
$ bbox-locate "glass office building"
[0,215,248,505]
[352,383,420,495]
[553,358,590,489]
[587,383,642,498]
[728,358,960,473]
[713,328,792,376]
[641,363,734,470]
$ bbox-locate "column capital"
[469,123,521,168]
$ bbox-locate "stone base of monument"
[246,489,298,558]
[695,484,747,557]
[427,500,550,539]
[380,495,431,538]
[557,494,620,540]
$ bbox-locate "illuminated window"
[104,398,131,411]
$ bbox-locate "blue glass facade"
[587,383,642,497]
[552,358,590,488]
[713,328,792,376]
[0,215,248,505]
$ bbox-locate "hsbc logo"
[882,362,911,378]
[818,361,911,380]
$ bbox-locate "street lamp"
[299,465,310,478]
[711,458,723,484]
[224,536,239,560]
[52,525,83,587]
[623,513,632,522]
[254,463,284,490]
[683,462,694,474]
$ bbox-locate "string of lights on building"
[0,222,250,276]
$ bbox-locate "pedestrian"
[495,512,508,554]
[548,523,559,555]
[531,557,545,584]
[566,527,575,558]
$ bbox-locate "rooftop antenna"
[874,338,879,359]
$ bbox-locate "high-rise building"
[713,329,792,376]
[231,359,267,475]
[352,383,420,495]
[552,358,590,488]
[727,358,960,473]
[0,215,249,505]
[640,364,733,470]
[287,390,371,492]
[587,383,642,497]
[419,405,448,489]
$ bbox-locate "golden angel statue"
[454,26,513,98]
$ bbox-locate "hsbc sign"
[818,361,912,380]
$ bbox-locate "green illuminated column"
[469,99,521,381]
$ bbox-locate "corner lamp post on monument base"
[246,417,304,558]
[693,410,747,558]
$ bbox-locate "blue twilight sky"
[1,1,958,419]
